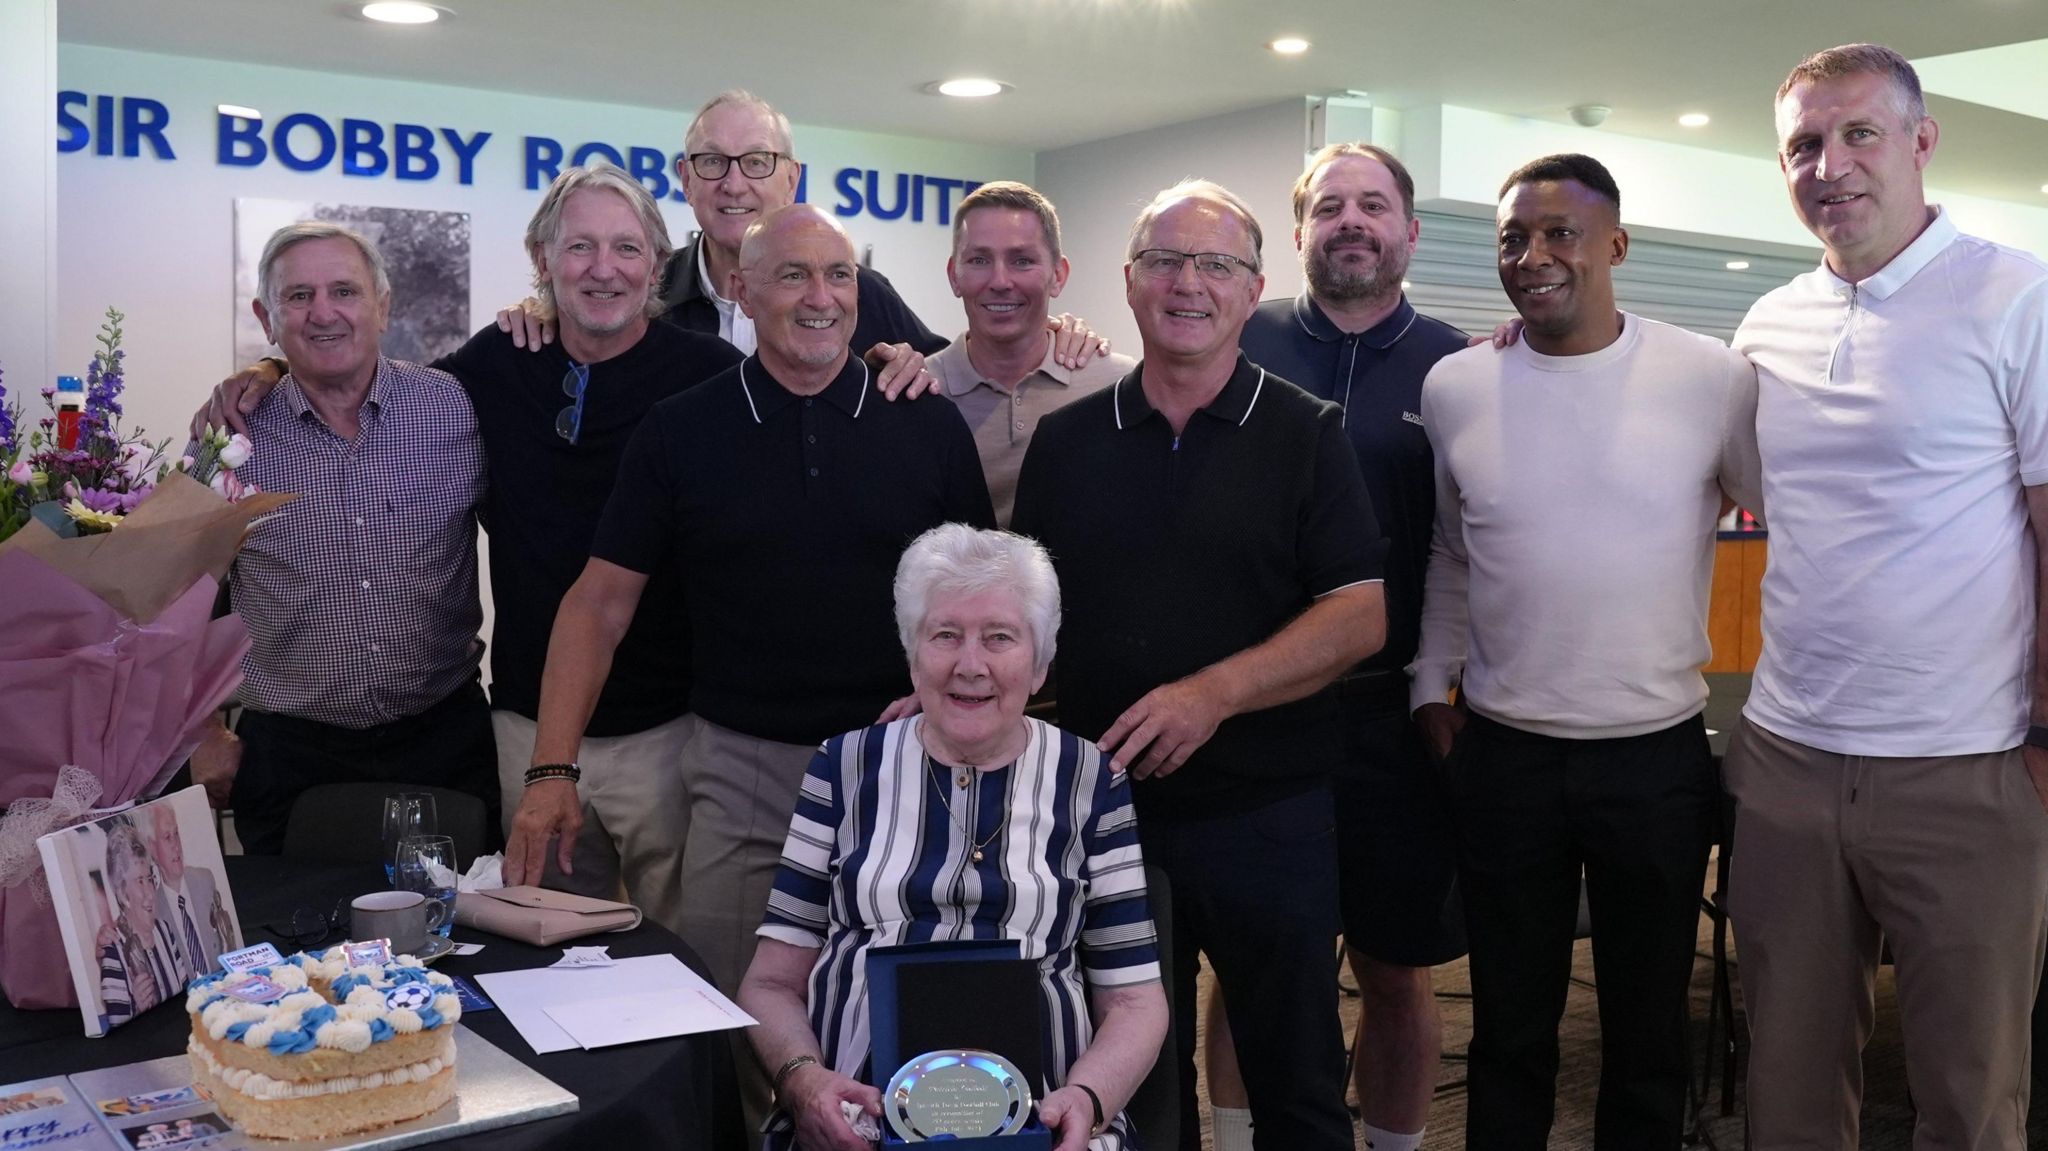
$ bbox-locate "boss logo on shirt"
[1402,411,1425,427]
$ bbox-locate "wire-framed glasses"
[1131,248,1258,283]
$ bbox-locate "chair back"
[280,783,488,870]
[1123,862,1178,1150]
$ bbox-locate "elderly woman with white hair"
[739,524,1169,1151]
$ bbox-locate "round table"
[0,856,748,1150]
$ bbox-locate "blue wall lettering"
[395,124,438,180]
[524,135,563,189]
[273,112,338,172]
[439,127,489,184]
[342,118,387,177]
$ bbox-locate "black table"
[0,856,747,1150]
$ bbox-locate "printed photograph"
[41,788,241,1037]
[115,1110,232,1148]
[0,1088,66,1117]
[233,198,473,370]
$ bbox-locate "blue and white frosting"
[186,947,460,1055]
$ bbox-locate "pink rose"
[5,461,30,485]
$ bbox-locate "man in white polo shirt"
[1726,43,2048,1150]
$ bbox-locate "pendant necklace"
[925,749,1007,863]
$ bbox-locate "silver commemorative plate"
[884,1049,1034,1141]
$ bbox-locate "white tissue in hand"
[839,1101,881,1141]
[459,853,505,892]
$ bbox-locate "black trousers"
[1138,785,1353,1151]
[1449,712,1715,1151]
[230,678,501,856]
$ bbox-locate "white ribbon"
[0,765,106,906]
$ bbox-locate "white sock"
[1362,1123,1424,1151]
[1211,1105,1254,1151]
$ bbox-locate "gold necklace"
[925,750,1006,864]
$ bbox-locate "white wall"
[56,45,1035,449]
[2,0,57,399]
[1409,104,2048,257]
[1036,99,1313,355]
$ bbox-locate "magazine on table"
[36,786,240,1038]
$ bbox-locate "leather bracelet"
[523,763,581,786]
[1072,1081,1104,1133]
[771,1054,819,1106]
[2027,725,2048,751]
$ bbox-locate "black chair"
[280,783,488,870]
[1124,862,1179,1151]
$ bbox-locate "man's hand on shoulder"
[1097,675,1228,780]
[870,342,936,401]
[1466,317,1523,350]
[192,360,284,439]
[1048,313,1111,370]
[495,298,555,351]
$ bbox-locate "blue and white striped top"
[758,716,1160,1150]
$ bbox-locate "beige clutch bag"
[453,886,643,946]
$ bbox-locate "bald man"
[510,203,994,1121]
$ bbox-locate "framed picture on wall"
[233,198,472,370]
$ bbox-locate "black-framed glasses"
[678,150,788,181]
[555,362,591,445]
[1132,248,1258,283]
[259,898,349,950]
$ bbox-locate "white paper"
[477,953,745,1055]
[451,942,485,956]
[542,983,757,1050]
[548,946,614,969]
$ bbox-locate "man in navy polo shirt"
[1013,179,1387,1151]
[1217,143,1470,1151]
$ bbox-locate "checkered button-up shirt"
[231,357,486,727]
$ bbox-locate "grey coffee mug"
[350,890,447,956]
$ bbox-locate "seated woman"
[740,524,1169,1151]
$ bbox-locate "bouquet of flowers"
[0,311,294,1010]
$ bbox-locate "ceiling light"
[362,2,441,24]
[2041,183,2048,194]
[1725,260,1751,270]
[1269,37,1311,55]
[1678,112,1711,128]
[928,78,1006,98]
[1568,104,1611,127]
[216,104,262,120]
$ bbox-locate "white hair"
[1126,177,1264,272]
[257,222,391,312]
[894,524,1061,674]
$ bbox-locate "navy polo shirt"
[592,353,995,745]
[1012,354,1386,814]
[1241,293,1468,693]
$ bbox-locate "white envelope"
[476,953,754,1054]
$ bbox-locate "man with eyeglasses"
[1013,180,1387,1151]
[189,166,742,932]
[518,203,993,1126]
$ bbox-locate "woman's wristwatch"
[1071,1081,1104,1134]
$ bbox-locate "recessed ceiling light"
[2040,182,2048,194]
[1678,112,1711,128]
[1269,37,1311,55]
[216,104,262,120]
[362,2,441,24]
[927,78,1007,98]
[1725,260,1751,270]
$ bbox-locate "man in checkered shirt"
[201,222,495,854]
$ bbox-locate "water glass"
[395,834,458,939]
[380,792,437,884]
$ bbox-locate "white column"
[0,0,57,397]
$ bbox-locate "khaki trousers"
[1724,716,2048,1151]
[493,710,696,936]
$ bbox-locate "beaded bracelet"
[523,763,581,786]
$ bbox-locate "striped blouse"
[758,717,1161,1150]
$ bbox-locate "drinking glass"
[395,834,458,939]
[380,793,437,884]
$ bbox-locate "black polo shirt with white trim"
[593,353,995,744]
[1241,293,1468,691]
[1012,353,1386,814]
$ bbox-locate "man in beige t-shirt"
[928,181,1134,525]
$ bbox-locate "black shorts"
[1331,677,1466,967]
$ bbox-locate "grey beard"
[1306,249,1406,306]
